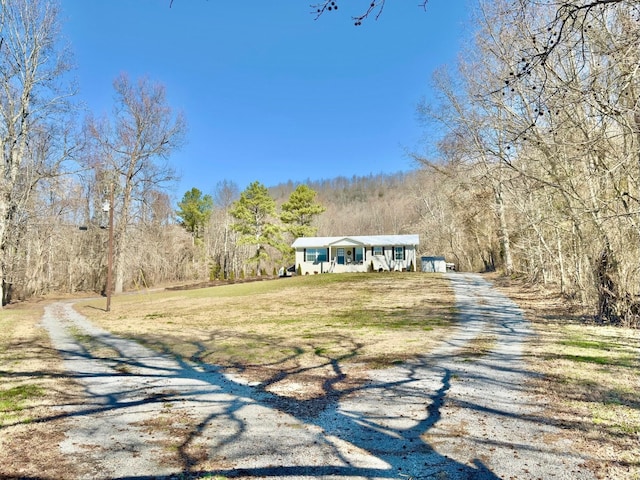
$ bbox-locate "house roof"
[292,234,419,248]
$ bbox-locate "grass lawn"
[0,301,81,479]
[491,275,640,480]
[77,273,457,394]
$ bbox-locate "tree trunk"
[556,229,566,295]
[494,184,514,276]
[596,243,619,324]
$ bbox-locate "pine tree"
[280,184,326,238]
[230,181,284,274]
[176,188,214,240]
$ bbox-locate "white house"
[291,234,419,275]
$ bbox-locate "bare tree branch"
[311,1,429,25]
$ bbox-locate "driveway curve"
[40,273,596,479]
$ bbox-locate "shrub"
[209,261,221,280]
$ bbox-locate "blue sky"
[60,1,472,197]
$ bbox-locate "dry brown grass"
[458,333,498,359]
[0,301,85,479]
[77,273,456,396]
[488,273,640,480]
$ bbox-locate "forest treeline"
[1,0,638,328]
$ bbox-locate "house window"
[354,247,364,263]
[305,248,327,263]
[373,246,383,256]
[394,246,404,261]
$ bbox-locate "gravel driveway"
[40,273,596,479]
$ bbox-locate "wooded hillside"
[1,0,638,328]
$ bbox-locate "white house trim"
[292,234,419,275]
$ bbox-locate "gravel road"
[40,273,596,480]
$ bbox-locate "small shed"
[421,256,447,273]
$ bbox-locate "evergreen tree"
[176,188,214,239]
[280,184,325,238]
[230,181,283,274]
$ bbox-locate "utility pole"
[106,184,114,312]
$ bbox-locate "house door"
[336,248,345,265]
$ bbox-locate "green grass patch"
[557,353,637,367]
[0,306,48,424]
[554,330,638,368]
[560,353,610,365]
[589,402,640,435]
[559,339,619,351]
[0,384,43,424]
[0,384,43,409]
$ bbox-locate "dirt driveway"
[39,273,596,479]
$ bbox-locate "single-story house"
[291,234,419,275]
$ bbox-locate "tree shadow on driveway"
[23,273,596,480]
[30,300,506,479]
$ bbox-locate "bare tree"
[210,180,240,279]
[427,0,640,325]
[85,74,186,293]
[416,60,517,276]
[0,0,75,305]
[311,0,429,25]
[514,0,635,68]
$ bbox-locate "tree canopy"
[230,181,284,274]
[85,74,186,293]
[280,184,326,238]
[176,187,214,239]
